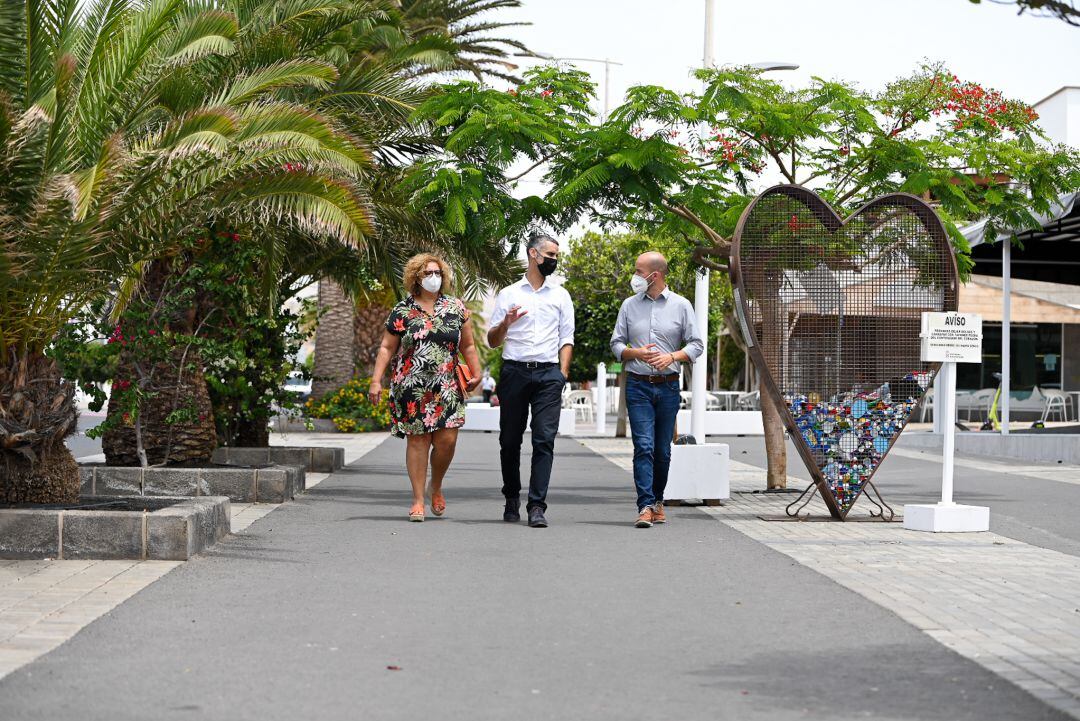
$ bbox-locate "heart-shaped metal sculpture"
[730,186,958,519]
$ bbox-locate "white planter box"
[675,410,764,437]
[664,443,730,502]
[463,406,576,436]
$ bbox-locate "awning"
[960,190,1080,248]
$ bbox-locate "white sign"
[920,312,982,364]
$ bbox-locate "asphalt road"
[0,434,1066,721]
[714,433,1080,558]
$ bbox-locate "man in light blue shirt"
[610,252,703,528]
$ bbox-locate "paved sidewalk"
[582,437,1080,719]
[0,433,387,683]
[0,433,1068,720]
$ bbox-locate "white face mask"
[421,274,442,293]
[630,273,651,294]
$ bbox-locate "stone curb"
[0,496,230,561]
[80,464,305,503]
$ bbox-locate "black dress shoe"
[503,499,520,522]
[528,507,548,528]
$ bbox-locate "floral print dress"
[385,294,469,438]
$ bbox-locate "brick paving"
[580,436,1080,719]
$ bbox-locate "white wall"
[1035,87,1080,148]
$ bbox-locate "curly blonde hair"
[402,253,454,295]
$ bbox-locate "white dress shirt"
[489,276,575,363]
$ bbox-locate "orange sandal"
[430,489,446,516]
[408,503,425,522]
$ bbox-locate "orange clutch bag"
[455,360,473,397]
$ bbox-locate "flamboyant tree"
[417,62,1079,487]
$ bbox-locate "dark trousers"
[483,389,493,403]
[625,376,681,511]
[498,363,565,511]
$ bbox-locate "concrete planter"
[212,446,344,473]
[80,464,305,503]
[0,496,230,561]
[272,417,340,433]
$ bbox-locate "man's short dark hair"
[526,233,558,253]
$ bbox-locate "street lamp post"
[690,1,800,444]
[523,52,623,120]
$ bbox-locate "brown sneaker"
[652,502,666,524]
[635,507,654,528]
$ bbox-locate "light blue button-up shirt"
[610,287,704,376]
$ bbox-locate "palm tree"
[311,0,530,400]
[0,0,373,500]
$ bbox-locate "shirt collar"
[518,275,552,292]
[640,287,671,301]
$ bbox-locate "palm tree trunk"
[0,351,80,503]
[311,279,357,399]
[102,259,216,467]
[102,347,217,466]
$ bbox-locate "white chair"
[963,388,996,421]
[705,393,722,410]
[737,390,760,411]
[919,387,934,422]
[1041,388,1070,423]
[679,391,694,409]
[564,390,594,424]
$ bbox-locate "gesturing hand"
[368,381,383,406]
[503,304,528,326]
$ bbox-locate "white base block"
[463,406,576,436]
[675,410,764,436]
[664,444,730,501]
[903,503,990,532]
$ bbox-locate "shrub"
[305,378,391,432]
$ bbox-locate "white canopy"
[960,190,1080,248]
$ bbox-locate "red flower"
[407,401,417,416]
[148,329,156,336]
[393,318,406,332]
[788,214,801,233]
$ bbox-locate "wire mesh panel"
[730,186,958,519]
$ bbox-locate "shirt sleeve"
[385,304,406,336]
[488,289,508,328]
[558,290,575,348]
[679,299,705,362]
[610,299,629,361]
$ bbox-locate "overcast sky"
[500,0,1078,113]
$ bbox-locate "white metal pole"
[704,0,715,67]
[941,361,956,505]
[932,370,944,434]
[596,362,607,435]
[690,0,715,444]
[1001,241,1011,435]
[603,60,611,121]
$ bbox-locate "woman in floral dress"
[369,253,482,521]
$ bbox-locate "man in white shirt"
[480,370,496,404]
[487,233,575,527]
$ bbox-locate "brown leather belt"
[629,372,679,384]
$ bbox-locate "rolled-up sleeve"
[610,300,629,361]
[680,299,704,362]
[558,291,575,347]
[488,289,508,328]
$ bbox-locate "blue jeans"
[625,376,681,511]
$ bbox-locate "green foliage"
[305,377,391,432]
[561,231,733,382]
[422,61,1078,285]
